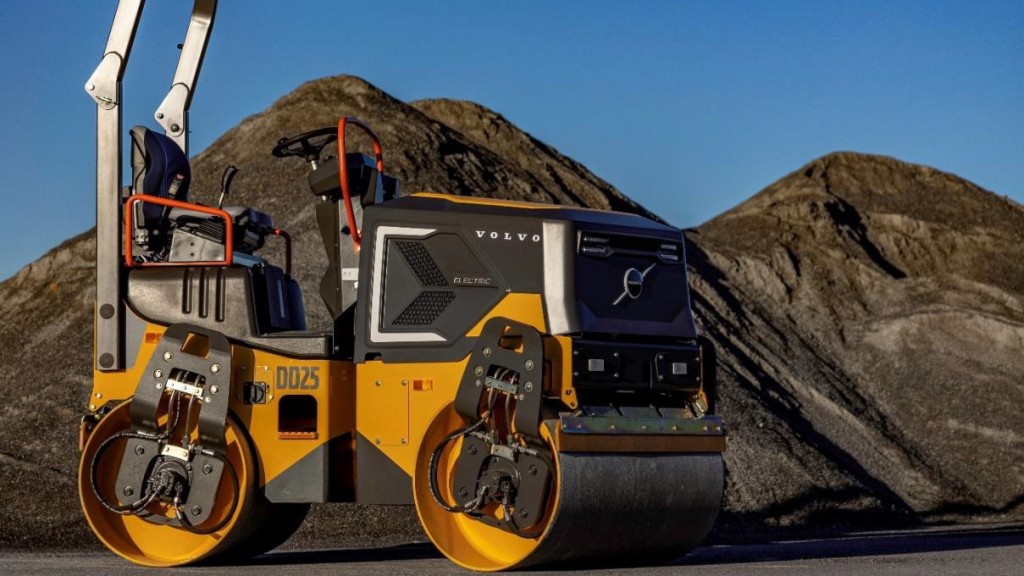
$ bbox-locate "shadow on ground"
[236,524,1024,570]
[244,543,443,566]
[678,524,1024,566]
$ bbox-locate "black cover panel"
[354,195,698,364]
[574,230,692,337]
[381,234,503,336]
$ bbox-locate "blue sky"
[0,1,1020,281]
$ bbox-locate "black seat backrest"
[130,126,191,227]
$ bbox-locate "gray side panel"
[264,443,329,503]
[542,220,578,334]
[355,433,413,505]
[127,267,332,358]
[123,305,148,370]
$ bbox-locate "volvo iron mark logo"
[613,263,656,305]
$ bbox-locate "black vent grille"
[393,291,456,326]
[178,218,226,243]
[396,241,448,287]
[578,231,681,263]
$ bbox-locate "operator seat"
[129,126,273,260]
[129,125,192,232]
[127,126,307,334]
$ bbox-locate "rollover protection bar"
[86,0,217,371]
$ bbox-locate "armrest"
[124,195,233,268]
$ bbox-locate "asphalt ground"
[3,524,1023,576]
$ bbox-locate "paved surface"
[3,525,1023,576]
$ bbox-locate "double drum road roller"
[79,1,726,570]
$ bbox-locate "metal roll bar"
[86,0,218,371]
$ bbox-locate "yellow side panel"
[545,335,578,410]
[232,351,354,487]
[90,324,167,405]
[357,292,548,477]
[412,192,559,211]
[466,293,546,336]
[357,359,466,476]
[356,373,409,446]
[90,323,356,488]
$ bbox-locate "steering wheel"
[272,118,383,253]
[271,127,338,165]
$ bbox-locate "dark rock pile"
[693,152,1024,533]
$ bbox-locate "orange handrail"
[337,116,384,251]
[124,195,234,267]
[269,227,292,275]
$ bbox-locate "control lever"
[218,165,238,209]
[160,173,188,222]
